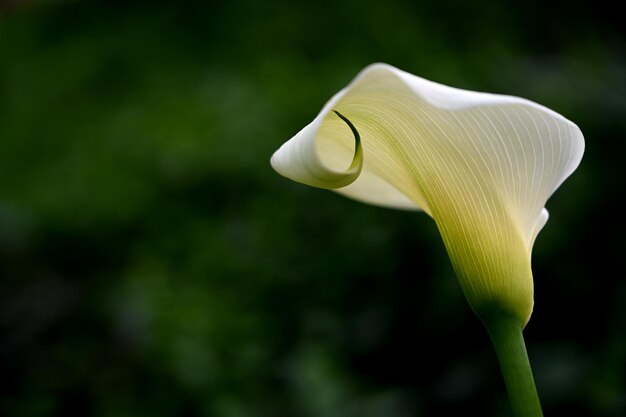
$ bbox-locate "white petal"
[271,66,428,212]
[271,63,584,324]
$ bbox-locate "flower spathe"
[271,63,584,326]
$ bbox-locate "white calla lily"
[271,63,584,328]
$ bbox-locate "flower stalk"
[483,313,543,417]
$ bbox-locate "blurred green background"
[1,0,624,416]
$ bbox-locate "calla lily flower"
[271,63,584,328]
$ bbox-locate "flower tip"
[269,149,278,171]
[269,143,290,181]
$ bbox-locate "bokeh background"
[1,0,624,416]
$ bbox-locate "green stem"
[483,314,543,417]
